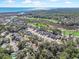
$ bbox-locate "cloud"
[33,1,43,6]
[50,0,59,2]
[65,1,72,4]
[22,0,47,7]
[0,0,76,7]
[22,0,32,4]
[65,0,72,4]
[1,0,16,7]
[6,0,15,3]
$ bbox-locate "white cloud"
[22,0,32,4]
[1,0,16,7]
[65,1,72,4]
[33,1,43,6]
[65,0,72,4]
[22,0,47,7]
[50,0,58,2]
[6,0,15,3]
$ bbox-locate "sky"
[0,0,79,8]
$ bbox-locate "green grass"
[33,23,48,29]
[27,17,59,24]
[62,30,79,36]
[29,23,48,29]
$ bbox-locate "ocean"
[0,7,34,13]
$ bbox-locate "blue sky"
[0,0,79,7]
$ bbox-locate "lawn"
[29,23,48,29]
[33,23,48,29]
[62,30,79,36]
[27,17,59,24]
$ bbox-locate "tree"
[2,54,12,59]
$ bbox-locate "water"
[0,7,34,13]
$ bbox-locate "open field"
[62,30,79,36]
[27,17,59,23]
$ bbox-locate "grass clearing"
[27,17,59,23]
[62,30,79,36]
